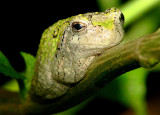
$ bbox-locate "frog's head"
[60,8,124,59]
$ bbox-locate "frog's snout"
[105,7,125,25]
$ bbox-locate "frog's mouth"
[67,42,121,59]
[68,42,121,50]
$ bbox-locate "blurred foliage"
[19,52,35,100]
[2,79,19,92]
[0,51,25,80]
[0,51,35,100]
[98,68,148,115]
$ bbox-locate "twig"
[0,29,160,115]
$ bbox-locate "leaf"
[19,52,36,100]
[0,51,25,80]
[20,52,35,81]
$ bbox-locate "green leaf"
[19,52,36,100]
[0,51,25,80]
[20,52,35,80]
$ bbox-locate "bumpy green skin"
[31,19,71,99]
[37,19,70,64]
[31,8,124,99]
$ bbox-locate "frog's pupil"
[120,13,124,22]
[73,23,82,30]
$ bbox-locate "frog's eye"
[119,13,125,23]
[72,22,87,32]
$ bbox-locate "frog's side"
[31,8,124,99]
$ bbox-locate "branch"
[0,29,160,115]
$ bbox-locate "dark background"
[0,1,99,72]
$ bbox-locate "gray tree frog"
[31,7,124,99]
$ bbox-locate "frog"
[31,7,124,99]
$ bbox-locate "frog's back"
[36,19,70,65]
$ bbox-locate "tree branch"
[0,29,160,115]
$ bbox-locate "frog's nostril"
[119,13,125,23]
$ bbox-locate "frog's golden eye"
[72,22,87,32]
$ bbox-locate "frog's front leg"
[31,64,70,99]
